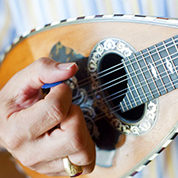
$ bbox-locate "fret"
[133,52,150,102]
[120,34,178,112]
[135,51,154,101]
[127,54,147,104]
[123,97,129,111]
[155,37,178,92]
[140,49,160,99]
[172,36,178,88]
[120,85,138,112]
[120,92,133,113]
[162,39,175,91]
[172,37,178,71]
[151,44,168,92]
[151,44,169,94]
[119,101,125,113]
[126,90,133,108]
[121,59,139,109]
[155,41,173,93]
[147,46,169,97]
[125,85,135,109]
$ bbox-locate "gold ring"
[63,156,83,177]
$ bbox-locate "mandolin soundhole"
[98,52,145,124]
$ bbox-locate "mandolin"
[0,14,178,178]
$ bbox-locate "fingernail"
[57,63,76,70]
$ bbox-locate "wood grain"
[0,19,178,178]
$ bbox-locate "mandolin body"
[0,15,178,178]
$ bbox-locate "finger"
[30,156,95,177]
[5,83,72,144]
[68,132,96,166]
[1,57,78,116]
[16,105,90,165]
[8,57,78,90]
[10,105,95,176]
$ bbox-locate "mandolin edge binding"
[1,14,178,178]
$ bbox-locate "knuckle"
[71,132,87,152]
[71,105,88,152]
[46,101,64,123]
[20,157,32,168]
[85,163,95,174]
[21,158,36,168]
[83,153,94,165]
[20,154,39,168]
[4,132,22,150]
[35,57,51,68]
[34,58,53,76]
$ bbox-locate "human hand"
[0,57,95,176]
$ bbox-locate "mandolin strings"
[76,36,177,88]
[69,37,178,119]
[74,49,177,103]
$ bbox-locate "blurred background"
[0,0,178,177]
[1,0,178,56]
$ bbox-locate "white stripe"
[12,36,20,44]
[51,21,61,26]
[0,1,8,33]
[149,153,158,160]
[0,54,5,62]
[167,19,178,24]
[171,138,178,178]
[144,16,157,21]
[39,0,53,24]
[122,0,135,14]
[167,0,176,18]
[174,126,178,133]
[22,30,31,38]
[136,165,146,172]
[35,25,45,32]
[95,0,106,14]
[155,151,165,178]
[162,140,172,148]
[5,45,12,54]
[122,14,135,19]
[52,0,68,20]
[82,0,97,16]
[7,0,25,36]
[151,0,166,17]
[16,0,32,32]
[66,17,77,22]
[66,0,78,17]
[103,14,114,18]
[139,0,150,15]
[85,15,96,19]
[111,0,125,14]
[29,0,46,28]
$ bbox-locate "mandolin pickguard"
[49,42,121,153]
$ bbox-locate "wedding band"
[63,156,83,177]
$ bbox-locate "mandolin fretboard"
[120,35,178,112]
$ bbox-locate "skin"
[0,57,96,176]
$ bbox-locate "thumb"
[1,57,78,110]
[4,57,78,93]
[15,57,78,90]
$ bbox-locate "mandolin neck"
[120,35,178,112]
